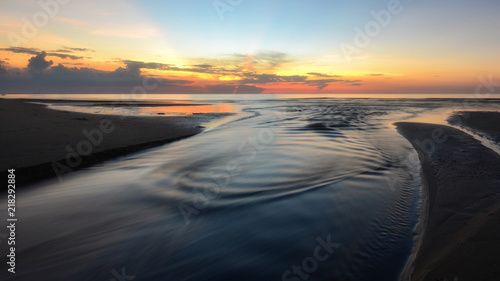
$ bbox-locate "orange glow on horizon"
[0,46,488,94]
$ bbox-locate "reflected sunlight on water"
[40,101,241,117]
[141,103,239,115]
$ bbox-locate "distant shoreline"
[396,116,500,281]
[0,99,232,185]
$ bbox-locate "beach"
[0,96,423,281]
[0,99,230,184]
[397,117,500,281]
[2,0,500,279]
[0,96,499,281]
[449,111,500,143]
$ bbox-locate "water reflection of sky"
[403,107,500,125]
[43,102,241,117]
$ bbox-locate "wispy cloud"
[305,79,362,90]
[205,84,265,94]
[239,73,308,84]
[110,57,365,91]
[0,47,87,60]
[308,72,343,78]
[63,47,95,52]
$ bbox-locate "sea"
[2,93,500,281]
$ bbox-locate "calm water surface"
[2,96,500,281]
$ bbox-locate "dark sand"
[0,99,231,184]
[448,111,500,142]
[396,121,500,281]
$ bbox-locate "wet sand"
[448,111,500,142]
[0,99,231,184]
[396,121,500,281]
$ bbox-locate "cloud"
[28,51,53,71]
[119,60,171,76]
[0,60,7,76]
[50,47,94,53]
[64,47,95,52]
[205,84,265,94]
[120,60,169,70]
[126,51,293,78]
[304,78,362,90]
[0,49,365,94]
[227,51,292,70]
[239,73,308,84]
[0,47,85,60]
[0,52,195,94]
[253,51,291,68]
[238,72,361,90]
[118,60,228,76]
[368,73,384,76]
[1,47,39,55]
[42,63,192,87]
[119,59,234,76]
[307,72,342,78]
[167,66,218,74]
[49,53,85,60]
[51,49,74,53]
[62,62,86,66]
[119,58,286,79]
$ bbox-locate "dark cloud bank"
[0,49,362,94]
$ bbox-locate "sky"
[0,0,499,94]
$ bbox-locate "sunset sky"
[1,0,499,94]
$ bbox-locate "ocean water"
[2,95,500,281]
